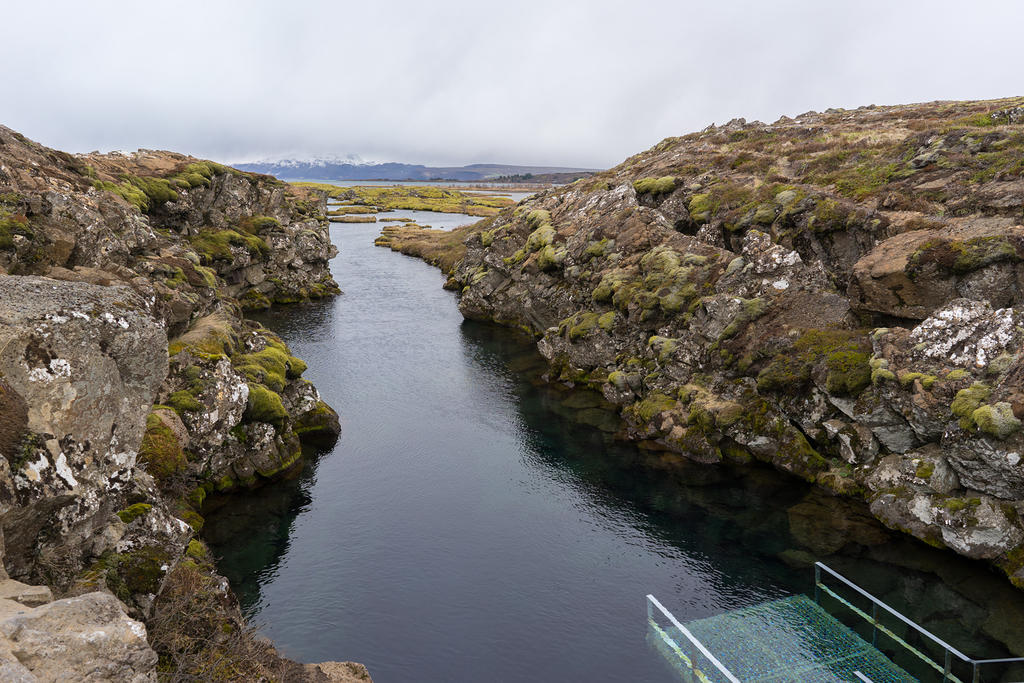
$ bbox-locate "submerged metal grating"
[659,594,916,682]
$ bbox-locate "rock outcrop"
[419,97,1024,590]
[0,126,360,679]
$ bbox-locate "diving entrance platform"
[647,563,1024,683]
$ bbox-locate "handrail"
[853,673,875,683]
[646,594,741,683]
[814,562,1024,683]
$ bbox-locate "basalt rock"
[429,97,1024,590]
[0,126,356,679]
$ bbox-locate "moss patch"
[972,402,1022,439]
[116,503,152,524]
[633,176,676,195]
[951,382,992,429]
[244,384,288,429]
[137,413,186,485]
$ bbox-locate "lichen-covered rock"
[0,276,167,584]
[0,126,356,676]
[0,591,157,682]
[410,96,1024,589]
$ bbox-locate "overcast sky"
[3,1,1022,169]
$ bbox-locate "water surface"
[206,221,1024,681]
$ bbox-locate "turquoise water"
[205,221,1024,682]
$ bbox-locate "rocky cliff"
[0,126,366,680]
[411,97,1024,589]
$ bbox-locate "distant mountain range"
[233,158,599,182]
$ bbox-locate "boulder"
[0,592,157,682]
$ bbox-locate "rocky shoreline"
[0,125,368,680]
[384,97,1024,592]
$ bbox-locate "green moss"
[915,460,935,479]
[648,335,678,363]
[719,297,769,340]
[536,244,566,271]
[945,368,970,381]
[0,214,33,251]
[951,382,992,429]
[104,546,170,601]
[943,497,982,514]
[234,215,282,236]
[564,312,608,341]
[232,345,304,392]
[584,238,610,258]
[688,193,715,223]
[525,209,551,228]
[757,355,811,393]
[633,176,676,195]
[597,311,616,331]
[239,289,272,311]
[628,392,677,422]
[116,503,152,524]
[168,161,230,188]
[987,353,1016,376]
[525,224,555,252]
[167,390,202,414]
[909,236,1023,277]
[480,229,495,247]
[972,402,1022,439]
[137,413,186,484]
[189,229,269,263]
[244,383,288,429]
[186,539,208,560]
[824,350,872,395]
[871,367,896,384]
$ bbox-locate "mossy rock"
[628,392,677,423]
[116,503,152,524]
[633,176,676,195]
[972,402,1022,439]
[166,390,202,415]
[525,224,555,252]
[757,355,811,393]
[294,400,341,449]
[137,413,186,485]
[232,343,305,393]
[104,546,171,603]
[244,384,288,429]
[189,229,269,263]
[951,382,992,429]
[536,244,566,271]
[239,289,272,311]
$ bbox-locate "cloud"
[2,0,1022,168]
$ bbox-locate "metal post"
[943,650,951,682]
[871,602,878,647]
[972,662,980,683]
[814,564,821,604]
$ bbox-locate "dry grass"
[148,561,310,682]
[374,222,484,273]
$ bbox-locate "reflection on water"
[204,221,1024,682]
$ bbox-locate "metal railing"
[814,562,1024,683]
[646,594,741,683]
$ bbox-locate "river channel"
[205,213,1024,682]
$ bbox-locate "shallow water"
[205,221,1024,682]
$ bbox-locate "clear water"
[205,221,1024,682]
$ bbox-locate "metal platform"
[647,563,1024,683]
[651,593,914,682]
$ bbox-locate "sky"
[3,0,1023,169]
